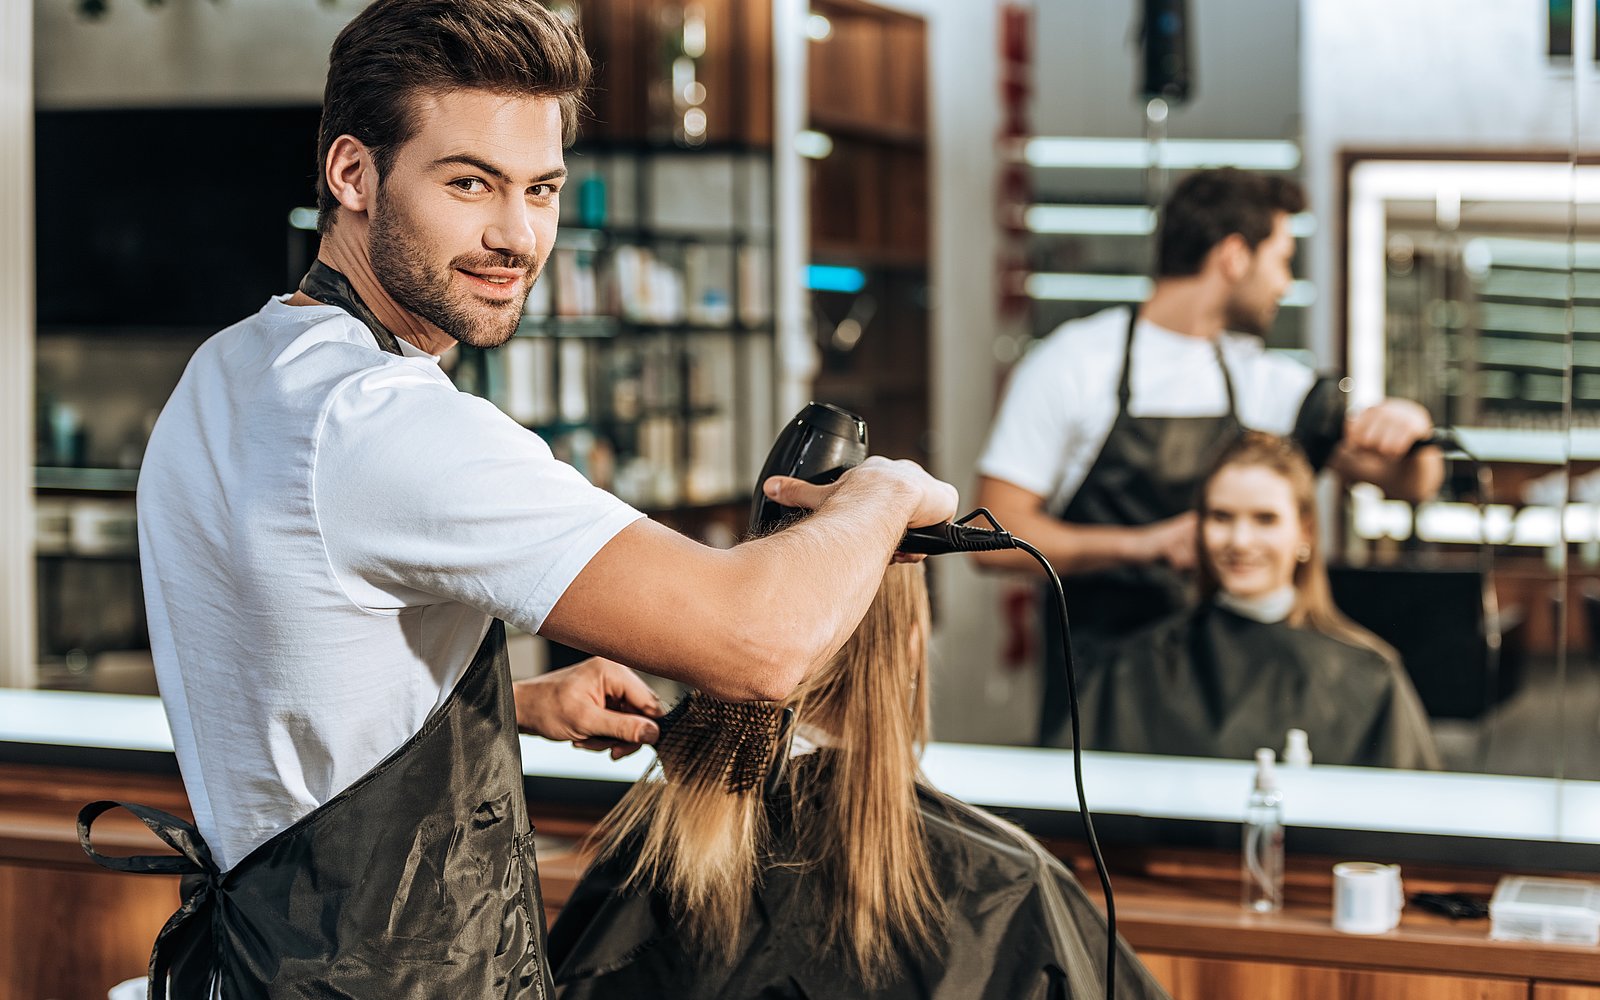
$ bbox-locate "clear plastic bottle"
[1242,747,1285,913]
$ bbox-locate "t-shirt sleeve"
[1234,343,1317,437]
[976,340,1079,499]
[314,371,644,633]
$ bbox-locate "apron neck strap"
[1120,306,1240,418]
[298,260,405,357]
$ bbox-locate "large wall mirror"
[14,0,1600,855]
[923,0,1600,850]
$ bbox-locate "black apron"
[1039,309,1242,746]
[79,263,555,998]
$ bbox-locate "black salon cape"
[1074,603,1442,769]
[548,785,1171,1000]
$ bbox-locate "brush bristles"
[654,694,786,794]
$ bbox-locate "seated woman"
[548,560,1170,1000]
[1079,431,1442,769]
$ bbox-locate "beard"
[1223,294,1278,338]
[368,196,537,349]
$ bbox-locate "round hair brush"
[653,693,796,798]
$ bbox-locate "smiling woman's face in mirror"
[1201,463,1308,600]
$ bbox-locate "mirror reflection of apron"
[1039,309,1242,746]
[79,263,555,998]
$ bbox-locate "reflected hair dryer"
[750,402,1016,554]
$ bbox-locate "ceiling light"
[1022,137,1301,172]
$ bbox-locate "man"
[972,168,1442,745]
[103,1,956,995]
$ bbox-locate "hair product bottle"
[1243,747,1284,913]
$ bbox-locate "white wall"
[35,0,354,107]
[1301,0,1600,365]
[3,0,36,687]
[852,0,1032,743]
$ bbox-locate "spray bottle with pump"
[1243,747,1284,912]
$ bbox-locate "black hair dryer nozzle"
[752,403,1016,556]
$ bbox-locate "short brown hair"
[1156,168,1306,278]
[314,0,592,233]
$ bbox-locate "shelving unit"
[25,0,788,685]
[451,142,776,533]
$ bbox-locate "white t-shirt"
[138,297,643,871]
[978,306,1317,511]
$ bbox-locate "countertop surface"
[3,687,1595,847]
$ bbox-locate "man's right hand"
[761,456,960,529]
[1138,511,1198,571]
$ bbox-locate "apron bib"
[81,264,553,998]
[1039,309,1242,745]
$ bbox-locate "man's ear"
[1211,233,1252,282]
[325,135,377,217]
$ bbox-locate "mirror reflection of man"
[116,1,957,994]
[972,169,1443,746]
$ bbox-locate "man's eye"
[452,178,488,194]
[529,184,557,198]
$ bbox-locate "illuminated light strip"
[1022,137,1301,171]
[805,264,866,294]
[1025,205,1316,238]
[795,129,833,160]
[1024,205,1155,235]
[288,206,318,232]
[1351,493,1600,546]
[1464,236,1600,271]
[1025,272,1315,307]
[0,689,1577,842]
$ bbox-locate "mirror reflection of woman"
[1080,432,1442,769]
[549,560,1171,999]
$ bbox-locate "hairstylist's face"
[368,89,565,349]
[1202,463,1307,599]
[1223,212,1295,337]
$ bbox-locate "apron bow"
[79,800,221,1000]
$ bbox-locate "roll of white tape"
[1332,861,1404,935]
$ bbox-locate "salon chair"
[1328,566,1525,720]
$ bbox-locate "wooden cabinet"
[1536,986,1600,1000]
[0,764,190,1000]
[0,863,179,1000]
[11,761,1600,1000]
[1141,953,1526,1000]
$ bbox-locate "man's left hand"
[514,657,666,760]
[1345,398,1434,459]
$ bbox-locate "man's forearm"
[721,467,919,685]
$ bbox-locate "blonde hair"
[1197,431,1396,660]
[588,563,944,986]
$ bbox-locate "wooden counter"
[6,763,1600,1000]
[1047,845,1600,997]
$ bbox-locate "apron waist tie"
[79,801,220,1000]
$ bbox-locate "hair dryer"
[750,402,1016,554]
